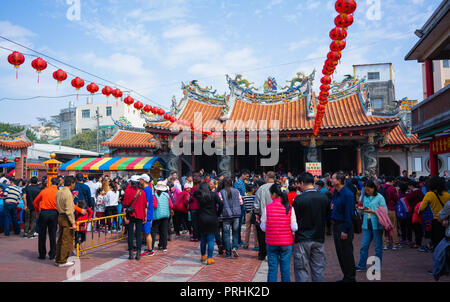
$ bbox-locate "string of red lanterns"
[313,0,357,136]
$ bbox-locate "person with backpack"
[195,182,223,265]
[219,176,242,258]
[151,181,173,253]
[355,180,388,272]
[419,176,449,251]
[405,181,424,249]
[381,177,400,251]
[261,183,297,282]
[397,181,411,247]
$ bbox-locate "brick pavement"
[1,228,449,282]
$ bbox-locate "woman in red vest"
[261,183,298,282]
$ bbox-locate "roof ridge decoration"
[113,118,146,133]
[328,75,368,102]
[0,129,31,143]
[182,80,227,106]
[227,70,316,104]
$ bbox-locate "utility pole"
[92,107,103,153]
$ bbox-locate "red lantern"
[321,76,332,85]
[14,157,20,163]
[322,68,334,76]
[164,113,171,120]
[334,13,354,28]
[102,86,113,98]
[330,40,346,52]
[327,51,342,61]
[318,94,328,102]
[329,27,347,41]
[150,107,158,114]
[158,108,165,116]
[317,104,326,112]
[71,77,85,90]
[134,101,143,111]
[319,90,330,98]
[7,51,25,79]
[124,96,134,106]
[2,157,7,163]
[143,104,152,113]
[53,69,67,84]
[31,57,47,83]
[324,59,338,70]
[112,88,123,99]
[170,116,176,123]
[86,82,99,95]
[320,84,331,92]
[335,0,357,14]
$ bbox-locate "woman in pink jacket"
[261,183,298,282]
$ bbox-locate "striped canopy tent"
[59,157,166,171]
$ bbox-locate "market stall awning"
[0,162,15,168]
[59,157,166,171]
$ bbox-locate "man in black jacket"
[292,172,330,282]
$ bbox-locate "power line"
[0,35,168,109]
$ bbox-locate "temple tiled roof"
[0,132,33,149]
[388,125,421,145]
[102,130,156,148]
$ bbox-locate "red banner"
[430,135,450,155]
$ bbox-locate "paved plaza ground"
[0,227,448,282]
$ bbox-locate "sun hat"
[155,181,168,191]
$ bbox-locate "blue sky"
[0,0,443,125]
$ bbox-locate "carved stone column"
[218,148,232,177]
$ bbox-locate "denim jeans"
[357,219,383,269]
[127,217,143,252]
[267,244,292,282]
[238,205,245,244]
[200,233,215,259]
[222,217,240,256]
[3,203,20,236]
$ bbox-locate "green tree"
[0,122,46,143]
[61,130,97,151]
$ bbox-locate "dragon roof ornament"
[113,117,147,133]
[181,80,227,106]
[328,75,368,102]
[0,130,29,142]
[226,70,315,104]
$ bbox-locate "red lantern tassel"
[16,69,18,80]
[37,73,39,84]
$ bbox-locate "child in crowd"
[75,200,93,248]
[95,187,106,231]
[243,185,258,251]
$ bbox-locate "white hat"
[184,183,193,189]
[130,175,140,182]
[140,174,151,183]
[155,181,168,191]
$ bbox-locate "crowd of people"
[0,169,449,281]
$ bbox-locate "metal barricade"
[75,213,127,258]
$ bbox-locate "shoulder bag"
[123,189,142,224]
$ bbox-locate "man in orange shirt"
[34,178,86,260]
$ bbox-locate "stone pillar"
[362,144,377,176]
[218,148,232,177]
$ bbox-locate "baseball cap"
[130,175,140,182]
[140,174,151,183]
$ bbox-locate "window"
[106,106,112,116]
[414,157,422,172]
[368,72,380,80]
[443,60,450,68]
[82,109,90,118]
[82,128,90,133]
[372,99,383,109]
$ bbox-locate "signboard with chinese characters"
[30,170,39,178]
[306,162,322,176]
[430,135,449,155]
[0,149,21,159]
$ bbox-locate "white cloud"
[125,0,188,23]
[267,0,283,9]
[163,24,203,39]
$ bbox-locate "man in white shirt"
[85,175,100,203]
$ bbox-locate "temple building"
[112,71,427,177]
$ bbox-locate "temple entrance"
[322,145,356,175]
[379,157,400,177]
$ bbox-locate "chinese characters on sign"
[306,162,322,176]
[430,135,449,155]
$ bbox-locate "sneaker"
[33,232,38,236]
[232,248,239,257]
[392,245,399,251]
[141,250,152,256]
[418,246,427,252]
[382,245,389,250]
[57,261,75,267]
[201,255,207,263]
[163,248,168,252]
[206,258,215,265]
[355,266,366,272]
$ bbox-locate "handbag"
[124,189,142,218]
